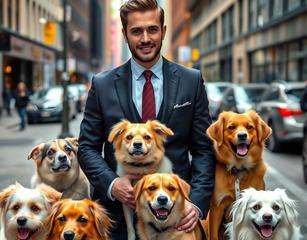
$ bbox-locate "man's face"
[122,9,166,68]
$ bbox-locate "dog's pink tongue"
[156,208,168,217]
[17,227,30,240]
[237,144,248,156]
[260,225,273,238]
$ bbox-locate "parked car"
[241,83,269,108]
[303,125,307,184]
[256,82,305,152]
[68,84,88,112]
[26,86,77,123]
[204,82,233,120]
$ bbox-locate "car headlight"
[27,103,38,111]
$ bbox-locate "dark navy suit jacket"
[78,58,215,239]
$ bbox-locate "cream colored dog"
[108,120,174,240]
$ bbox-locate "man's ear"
[162,25,167,40]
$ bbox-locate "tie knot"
[143,70,153,81]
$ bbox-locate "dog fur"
[0,183,61,240]
[46,198,112,240]
[225,188,302,240]
[108,120,174,240]
[201,110,272,240]
[134,173,202,240]
[28,138,90,200]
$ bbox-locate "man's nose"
[141,31,150,42]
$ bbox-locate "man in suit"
[78,0,215,239]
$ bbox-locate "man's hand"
[111,174,142,209]
[175,201,199,232]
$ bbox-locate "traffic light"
[0,32,11,51]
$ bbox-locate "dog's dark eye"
[144,135,151,140]
[13,205,20,211]
[78,216,88,223]
[253,204,261,211]
[47,149,54,157]
[64,145,72,153]
[59,216,66,222]
[272,204,280,211]
[148,185,156,191]
[246,125,253,130]
[126,135,133,140]
[30,205,40,213]
[228,125,236,130]
[168,185,176,191]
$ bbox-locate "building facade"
[189,0,307,83]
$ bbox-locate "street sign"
[0,32,11,51]
[44,22,56,45]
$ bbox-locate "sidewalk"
[0,109,20,134]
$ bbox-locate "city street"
[0,111,307,237]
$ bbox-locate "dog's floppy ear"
[147,120,174,141]
[27,143,46,164]
[85,199,113,239]
[174,174,191,200]
[108,119,130,143]
[231,188,256,226]
[36,183,61,206]
[275,188,298,224]
[45,200,64,237]
[247,110,272,144]
[65,137,79,153]
[0,184,18,209]
[207,111,230,147]
[134,175,147,201]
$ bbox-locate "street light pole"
[59,0,73,138]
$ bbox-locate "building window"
[287,0,300,11]
[249,0,257,29]
[239,0,244,33]
[0,0,3,26]
[229,6,234,38]
[8,0,12,28]
[222,12,227,41]
[273,0,283,18]
[16,0,19,32]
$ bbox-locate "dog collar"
[230,166,247,175]
[126,161,154,167]
[148,222,170,233]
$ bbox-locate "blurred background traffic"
[0,0,307,235]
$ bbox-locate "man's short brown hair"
[120,0,164,32]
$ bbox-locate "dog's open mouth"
[52,164,71,172]
[129,150,148,156]
[230,142,250,157]
[253,221,277,239]
[17,227,36,240]
[148,203,172,221]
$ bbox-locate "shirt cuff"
[107,177,119,201]
[190,202,203,219]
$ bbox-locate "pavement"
[0,110,20,134]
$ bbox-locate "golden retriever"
[225,188,302,240]
[45,198,112,240]
[108,119,174,240]
[28,138,90,200]
[0,183,61,240]
[201,110,272,240]
[134,173,202,240]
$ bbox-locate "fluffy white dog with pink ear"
[226,188,302,240]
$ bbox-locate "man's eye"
[148,27,158,33]
[131,29,142,35]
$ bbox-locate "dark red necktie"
[142,70,155,123]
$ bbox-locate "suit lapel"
[159,58,179,124]
[114,60,140,122]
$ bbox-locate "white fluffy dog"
[0,183,61,240]
[226,188,302,240]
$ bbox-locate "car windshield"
[285,88,305,102]
[235,87,252,103]
[32,88,62,100]
[244,87,267,103]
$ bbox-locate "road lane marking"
[267,165,307,201]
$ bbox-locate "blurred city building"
[189,0,307,83]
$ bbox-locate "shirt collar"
[131,56,163,81]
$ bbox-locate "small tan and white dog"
[28,138,90,200]
[134,173,202,240]
[225,188,302,240]
[108,120,174,240]
[0,183,61,240]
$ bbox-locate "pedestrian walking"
[2,81,13,116]
[15,82,29,131]
[78,0,215,239]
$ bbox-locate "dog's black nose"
[237,132,247,141]
[64,231,75,240]
[263,214,272,223]
[157,195,168,205]
[17,217,27,226]
[58,155,67,162]
[133,142,142,149]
